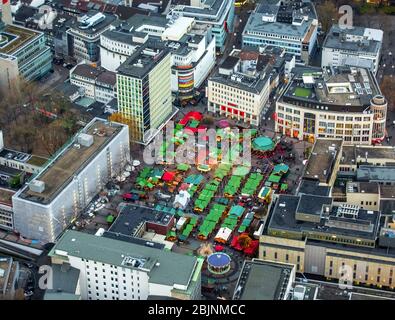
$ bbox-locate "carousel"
[207,252,231,275]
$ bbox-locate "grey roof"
[296,194,332,216]
[46,263,80,294]
[268,194,380,240]
[297,179,331,197]
[68,11,116,36]
[117,40,170,78]
[50,230,197,287]
[234,260,293,300]
[323,25,382,55]
[357,166,395,182]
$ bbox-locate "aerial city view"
[1,0,395,307]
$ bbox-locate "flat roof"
[50,230,197,287]
[234,260,294,300]
[341,145,395,165]
[117,40,170,78]
[18,118,126,205]
[0,188,15,206]
[323,24,383,54]
[0,24,41,55]
[357,166,395,182]
[108,204,174,237]
[297,179,331,197]
[268,194,380,241]
[296,194,332,216]
[304,139,343,184]
[281,66,381,112]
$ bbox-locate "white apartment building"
[322,25,383,75]
[70,64,116,104]
[50,230,202,300]
[207,47,289,126]
[275,66,387,145]
[12,118,130,243]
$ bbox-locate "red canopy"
[215,245,224,252]
[178,111,203,126]
[162,171,176,182]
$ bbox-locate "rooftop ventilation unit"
[77,133,93,147]
[29,180,45,193]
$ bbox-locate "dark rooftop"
[233,259,294,300]
[297,179,331,197]
[357,166,395,182]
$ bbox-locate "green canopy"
[252,136,275,151]
[268,174,281,183]
[106,215,114,223]
[233,166,251,176]
[229,205,245,218]
[273,163,289,176]
[177,163,191,171]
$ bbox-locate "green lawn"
[294,87,311,98]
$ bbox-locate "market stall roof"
[273,163,289,175]
[177,163,191,172]
[229,205,245,218]
[233,166,251,176]
[252,136,275,151]
[268,174,281,183]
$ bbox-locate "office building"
[116,41,177,144]
[322,25,383,75]
[44,263,81,300]
[66,11,116,63]
[12,118,130,243]
[0,3,52,91]
[167,0,234,52]
[275,66,387,144]
[207,46,290,126]
[70,63,116,104]
[101,14,215,99]
[242,0,318,64]
[0,187,14,230]
[233,259,295,300]
[49,230,203,300]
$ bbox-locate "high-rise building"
[116,41,176,144]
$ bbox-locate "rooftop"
[304,138,343,185]
[17,118,126,205]
[357,166,395,182]
[107,204,174,237]
[117,40,170,78]
[323,24,383,55]
[281,65,381,113]
[0,188,15,206]
[0,24,41,55]
[297,179,331,197]
[68,11,116,36]
[233,259,294,300]
[44,263,80,296]
[243,1,317,38]
[50,230,197,287]
[268,194,381,241]
[341,145,395,165]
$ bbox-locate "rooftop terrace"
[0,24,40,55]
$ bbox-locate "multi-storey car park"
[275,65,387,145]
[12,118,130,243]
